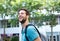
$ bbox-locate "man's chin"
[19,18,26,24]
[19,20,22,22]
[19,21,24,24]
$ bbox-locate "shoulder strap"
[25,24,30,41]
[25,24,41,41]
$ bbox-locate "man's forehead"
[19,10,26,13]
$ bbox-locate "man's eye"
[18,12,24,15]
[21,13,24,14]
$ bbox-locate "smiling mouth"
[19,16,23,19]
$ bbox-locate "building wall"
[0,25,60,35]
[0,25,60,41]
[0,27,19,34]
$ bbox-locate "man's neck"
[22,20,29,28]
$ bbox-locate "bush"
[11,36,19,41]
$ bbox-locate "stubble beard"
[20,18,26,24]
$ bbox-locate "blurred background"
[0,0,60,41]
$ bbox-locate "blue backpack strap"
[25,24,41,41]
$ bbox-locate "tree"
[45,0,59,41]
[0,0,59,41]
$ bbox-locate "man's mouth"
[19,16,23,19]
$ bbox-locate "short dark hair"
[18,8,30,15]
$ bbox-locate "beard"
[20,18,26,24]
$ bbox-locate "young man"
[18,8,41,41]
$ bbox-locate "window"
[53,36,56,41]
[57,35,59,41]
[7,20,19,28]
[1,19,19,28]
[7,22,11,27]
[47,32,60,41]
[1,20,7,28]
[57,15,60,24]
[49,36,56,41]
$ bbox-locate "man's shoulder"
[27,25,35,30]
[25,24,39,41]
[26,25,37,34]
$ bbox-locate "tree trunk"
[3,20,6,41]
[51,27,53,41]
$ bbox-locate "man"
[18,8,41,41]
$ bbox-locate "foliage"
[0,0,59,26]
[11,36,19,41]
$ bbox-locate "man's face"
[18,10,28,24]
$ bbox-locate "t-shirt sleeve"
[27,26,39,41]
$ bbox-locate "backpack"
[25,24,47,41]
